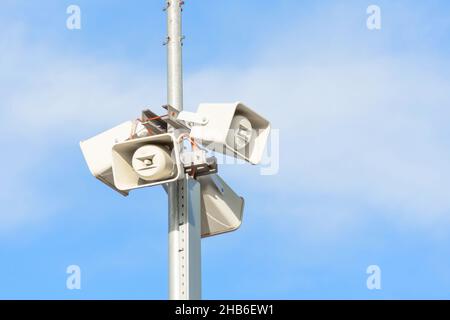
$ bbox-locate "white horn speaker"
[111,133,182,191]
[197,174,244,238]
[189,102,271,165]
[80,121,134,196]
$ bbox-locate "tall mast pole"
[166,0,202,300]
[166,0,183,111]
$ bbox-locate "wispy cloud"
[1,1,450,237]
[185,2,450,233]
[0,22,165,232]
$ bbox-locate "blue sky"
[1,0,450,299]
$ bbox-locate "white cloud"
[1,2,450,236]
[184,3,450,232]
[0,23,166,232]
[185,56,450,227]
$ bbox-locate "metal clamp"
[177,111,208,127]
[180,149,218,178]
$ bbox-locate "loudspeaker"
[197,174,244,238]
[80,121,134,196]
[189,102,271,164]
[111,133,182,191]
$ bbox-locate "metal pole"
[166,0,202,300]
[166,0,183,111]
